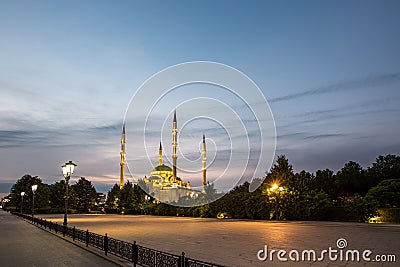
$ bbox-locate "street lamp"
[61,160,77,226]
[31,185,37,217]
[20,192,25,214]
[270,183,284,220]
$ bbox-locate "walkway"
[0,210,119,267]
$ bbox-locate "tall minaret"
[158,141,163,166]
[202,134,207,192]
[172,110,178,182]
[120,123,126,190]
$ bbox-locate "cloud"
[303,133,347,140]
[270,73,400,103]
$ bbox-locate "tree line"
[3,154,400,222]
[103,153,400,222]
[3,175,101,214]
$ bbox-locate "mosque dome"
[153,164,172,172]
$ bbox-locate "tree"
[367,155,400,187]
[48,180,67,209]
[335,161,367,199]
[344,194,378,222]
[366,179,400,208]
[71,177,99,213]
[8,174,49,213]
[312,169,336,199]
[106,184,121,211]
[260,156,331,220]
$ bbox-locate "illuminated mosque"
[119,111,207,203]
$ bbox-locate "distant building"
[142,111,206,203]
[119,110,208,203]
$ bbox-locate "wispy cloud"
[303,133,347,140]
[270,73,400,103]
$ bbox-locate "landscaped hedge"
[378,208,400,223]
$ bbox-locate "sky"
[1,0,400,196]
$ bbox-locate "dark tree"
[48,180,67,209]
[71,177,99,213]
[335,161,367,199]
[312,169,336,199]
[366,179,400,208]
[367,155,400,187]
[344,194,378,223]
[260,156,330,220]
[106,184,121,210]
[8,174,50,213]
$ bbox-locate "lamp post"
[270,183,284,220]
[31,185,37,217]
[61,160,77,226]
[20,191,25,214]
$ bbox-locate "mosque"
[119,111,207,203]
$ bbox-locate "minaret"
[172,110,178,182]
[120,123,126,190]
[158,141,163,166]
[202,134,207,192]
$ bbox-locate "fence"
[13,212,227,267]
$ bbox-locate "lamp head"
[62,160,77,179]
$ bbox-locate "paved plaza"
[38,214,399,267]
[0,210,119,267]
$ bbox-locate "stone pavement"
[41,214,400,267]
[0,210,123,267]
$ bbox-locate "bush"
[378,208,400,223]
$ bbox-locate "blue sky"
[1,0,400,195]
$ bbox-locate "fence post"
[63,225,66,237]
[73,226,76,241]
[180,252,187,267]
[132,241,138,267]
[55,222,58,234]
[104,233,108,255]
[85,230,89,247]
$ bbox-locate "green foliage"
[335,161,367,199]
[260,156,331,220]
[7,174,50,213]
[5,153,399,222]
[378,208,400,223]
[105,184,120,210]
[344,194,378,222]
[367,155,400,186]
[48,180,67,209]
[105,180,149,214]
[70,177,99,213]
[312,169,336,199]
[366,179,400,207]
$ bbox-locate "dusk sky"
[1,1,400,196]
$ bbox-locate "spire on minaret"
[202,134,207,192]
[172,110,178,182]
[158,141,163,166]
[120,123,126,190]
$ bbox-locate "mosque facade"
[120,111,207,203]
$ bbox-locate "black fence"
[13,212,226,267]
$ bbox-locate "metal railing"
[13,212,226,267]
